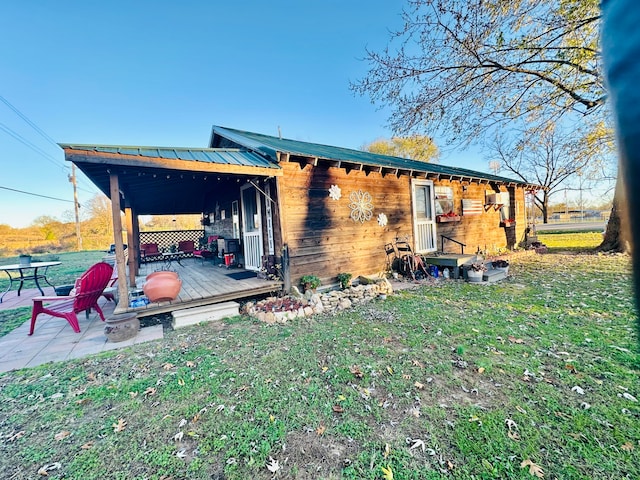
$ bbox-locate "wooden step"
[171,301,240,329]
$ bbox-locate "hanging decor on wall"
[377,213,388,227]
[349,190,374,223]
[328,184,342,200]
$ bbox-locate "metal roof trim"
[59,144,281,170]
[209,126,541,188]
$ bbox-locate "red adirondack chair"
[29,262,114,335]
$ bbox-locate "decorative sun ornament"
[328,184,342,201]
[349,190,374,223]
[377,213,388,227]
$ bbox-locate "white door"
[240,184,263,271]
[411,179,437,253]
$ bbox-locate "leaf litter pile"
[0,252,638,479]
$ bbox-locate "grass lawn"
[0,250,107,293]
[537,231,604,253]
[0,247,638,479]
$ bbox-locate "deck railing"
[139,229,205,262]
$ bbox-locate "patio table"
[161,251,184,269]
[0,261,62,302]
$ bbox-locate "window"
[434,186,454,215]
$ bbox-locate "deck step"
[483,269,507,283]
[171,301,240,329]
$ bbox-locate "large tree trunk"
[598,175,629,253]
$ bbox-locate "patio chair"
[102,266,119,302]
[140,243,160,262]
[178,240,195,255]
[29,262,114,335]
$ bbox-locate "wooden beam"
[110,173,129,310]
[124,203,137,287]
[66,149,283,177]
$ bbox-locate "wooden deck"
[116,257,282,317]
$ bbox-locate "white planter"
[467,269,484,282]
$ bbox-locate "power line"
[0,95,59,148]
[0,122,67,171]
[0,185,74,203]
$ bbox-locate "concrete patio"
[0,286,163,374]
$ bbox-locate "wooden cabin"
[61,126,539,309]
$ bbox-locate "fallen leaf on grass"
[516,405,527,414]
[178,378,185,386]
[565,364,578,374]
[381,464,394,480]
[112,418,127,433]
[621,442,634,452]
[521,459,544,478]
[86,372,96,382]
[81,442,94,450]
[128,392,138,398]
[505,419,518,430]
[175,448,187,459]
[384,443,391,458]
[386,366,394,375]
[75,398,91,405]
[7,431,25,442]
[37,462,62,476]
[571,385,585,395]
[185,361,196,367]
[144,387,157,396]
[477,367,485,374]
[332,405,344,413]
[173,432,184,442]
[414,381,424,389]
[412,359,425,368]
[468,415,482,426]
[54,431,71,441]
[619,392,638,402]
[162,363,175,370]
[508,336,524,344]
[350,365,364,378]
[409,439,425,451]
[266,457,280,473]
[508,430,521,441]
[316,423,326,436]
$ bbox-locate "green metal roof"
[210,126,534,186]
[58,144,280,170]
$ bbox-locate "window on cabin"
[434,186,454,215]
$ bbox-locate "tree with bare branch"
[352,0,623,249]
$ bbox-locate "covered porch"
[121,258,282,317]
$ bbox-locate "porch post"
[109,173,129,309]
[124,202,137,287]
[131,210,141,278]
[274,177,291,291]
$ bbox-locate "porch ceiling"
[61,146,282,215]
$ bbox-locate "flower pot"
[19,255,31,266]
[467,269,484,283]
[143,273,182,302]
[104,313,139,342]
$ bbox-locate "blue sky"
[1,1,514,227]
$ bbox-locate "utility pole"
[69,163,83,251]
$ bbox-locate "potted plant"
[491,259,509,274]
[466,262,486,282]
[300,274,321,293]
[18,253,32,266]
[337,272,352,289]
